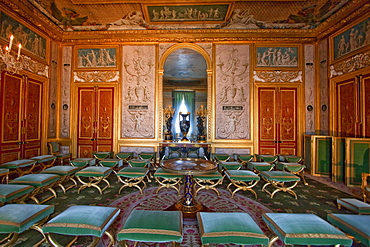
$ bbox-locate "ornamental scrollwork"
[73,71,119,82]
[253,70,302,83]
[330,51,370,78]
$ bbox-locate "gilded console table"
[158,142,211,160]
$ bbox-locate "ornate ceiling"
[25,0,355,31]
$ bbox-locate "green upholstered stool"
[276,162,308,185]
[235,154,254,167]
[247,161,275,173]
[224,170,260,198]
[197,212,269,247]
[43,205,120,247]
[70,157,95,168]
[0,159,37,178]
[117,209,183,246]
[327,214,370,246]
[255,154,277,163]
[30,155,57,170]
[337,198,370,214]
[41,166,81,193]
[260,171,300,199]
[193,170,223,196]
[9,174,60,204]
[128,159,152,182]
[263,213,352,247]
[93,151,114,161]
[0,184,34,206]
[115,152,134,161]
[212,153,231,163]
[0,204,54,247]
[75,166,112,194]
[99,158,123,175]
[153,168,183,195]
[138,152,157,171]
[117,167,149,194]
[218,161,242,171]
[0,168,9,184]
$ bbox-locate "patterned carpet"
[9,173,365,247]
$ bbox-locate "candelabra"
[0,35,23,74]
[196,105,207,143]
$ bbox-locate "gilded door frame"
[156,43,213,143]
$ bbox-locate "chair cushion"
[219,162,242,170]
[116,152,133,160]
[154,168,182,179]
[262,213,352,246]
[327,214,370,246]
[118,210,183,243]
[0,159,36,169]
[0,168,9,175]
[128,159,150,167]
[30,155,56,163]
[93,152,112,159]
[256,154,277,163]
[99,159,123,168]
[75,166,112,177]
[0,184,34,203]
[43,205,120,237]
[276,162,305,172]
[225,170,260,181]
[117,167,149,178]
[193,171,223,180]
[236,154,254,162]
[41,166,81,176]
[49,142,60,152]
[0,204,54,233]
[247,162,274,171]
[337,198,370,214]
[9,174,60,187]
[70,158,95,167]
[197,212,269,245]
[260,171,300,182]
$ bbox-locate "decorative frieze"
[330,51,370,78]
[74,71,119,82]
[253,70,302,83]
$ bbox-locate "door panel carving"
[337,78,357,137]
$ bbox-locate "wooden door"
[77,86,114,158]
[258,87,298,155]
[0,72,43,163]
[360,73,370,138]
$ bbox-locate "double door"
[77,86,115,158]
[258,87,299,155]
[0,72,44,163]
[334,73,370,137]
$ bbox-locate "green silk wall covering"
[345,138,370,187]
[332,137,345,183]
[305,135,332,177]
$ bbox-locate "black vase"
[179,113,190,142]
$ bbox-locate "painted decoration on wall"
[333,17,370,60]
[144,4,231,23]
[256,46,299,68]
[0,12,47,60]
[76,47,117,69]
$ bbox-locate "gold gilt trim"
[73,71,120,83]
[330,51,370,78]
[203,231,267,238]
[45,222,102,232]
[0,186,32,199]
[23,56,49,78]
[253,71,302,83]
[0,205,53,227]
[119,228,182,236]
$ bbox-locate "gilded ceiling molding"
[73,71,120,82]
[330,51,370,78]
[253,70,302,83]
[317,2,370,40]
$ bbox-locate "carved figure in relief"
[109,11,147,26]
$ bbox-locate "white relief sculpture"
[226,9,264,29]
[74,71,119,82]
[123,111,153,138]
[109,11,147,26]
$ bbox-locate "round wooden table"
[160,158,217,215]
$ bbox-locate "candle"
[9,35,13,51]
[17,44,21,60]
[5,46,8,52]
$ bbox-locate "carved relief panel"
[48,41,58,138]
[215,44,250,139]
[305,44,315,134]
[60,46,72,138]
[121,45,155,138]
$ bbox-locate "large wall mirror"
[162,47,208,142]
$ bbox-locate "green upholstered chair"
[263,213,352,247]
[153,168,182,195]
[0,184,34,206]
[327,214,370,246]
[0,168,9,184]
[197,212,269,247]
[9,174,61,204]
[0,204,54,247]
[30,155,57,171]
[336,198,370,214]
[362,173,370,202]
[276,162,308,185]
[260,171,300,199]
[116,166,149,194]
[40,166,81,193]
[0,159,37,179]
[224,170,260,198]
[193,170,223,196]
[247,161,275,174]
[75,166,112,194]
[47,142,71,165]
[117,210,183,246]
[43,205,120,247]
[69,158,95,168]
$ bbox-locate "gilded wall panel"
[60,46,71,138]
[319,39,329,134]
[215,44,250,140]
[48,41,58,138]
[305,44,315,134]
[121,45,155,138]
